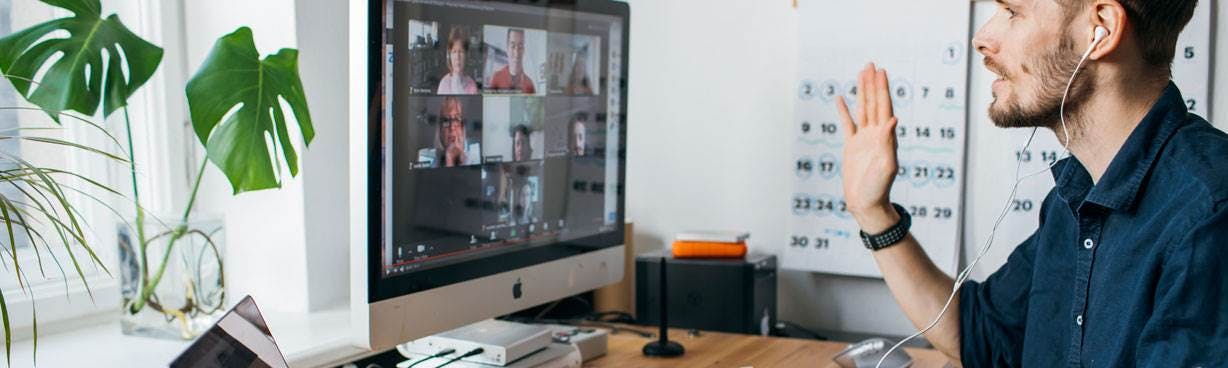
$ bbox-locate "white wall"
[295,0,351,312]
[182,0,313,314]
[626,0,1228,338]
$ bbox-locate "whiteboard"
[786,0,971,277]
[962,0,1215,281]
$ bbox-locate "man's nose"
[972,22,997,57]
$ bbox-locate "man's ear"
[1088,0,1127,60]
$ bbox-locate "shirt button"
[1076,315,1084,326]
[1083,239,1094,249]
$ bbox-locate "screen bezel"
[366,0,630,303]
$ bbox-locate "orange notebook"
[671,241,747,259]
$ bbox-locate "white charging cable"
[873,27,1105,368]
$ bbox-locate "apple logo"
[512,278,523,299]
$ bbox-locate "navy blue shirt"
[959,83,1228,367]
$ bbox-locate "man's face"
[508,30,525,76]
[441,102,464,149]
[974,0,1093,129]
[572,121,587,155]
[513,130,529,161]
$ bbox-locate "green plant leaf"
[0,0,164,122]
[186,27,314,194]
[0,288,9,367]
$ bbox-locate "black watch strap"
[860,203,911,251]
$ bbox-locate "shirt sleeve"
[958,194,1052,368]
[1135,201,1228,366]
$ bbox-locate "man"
[570,113,588,156]
[512,124,534,161]
[834,0,1228,366]
[489,28,536,93]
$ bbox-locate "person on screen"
[512,124,534,161]
[496,165,514,222]
[835,1,1228,366]
[570,113,588,156]
[489,29,536,93]
[434,97,478,167]
[565,48,594,95]
[516,182,536,225]
[437,26,479,95]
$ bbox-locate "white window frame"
[0,0,194,337]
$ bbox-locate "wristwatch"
[860,203,911,251]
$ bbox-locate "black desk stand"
[642,256,685,357]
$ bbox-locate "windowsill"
[11,305,369,367]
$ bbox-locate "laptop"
[170,296,289,368]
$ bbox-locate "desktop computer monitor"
[350,0,629,351]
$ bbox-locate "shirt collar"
[1052,82,1188,212]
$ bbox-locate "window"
[0,0,187,333]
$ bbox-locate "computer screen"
[377,0,625,282]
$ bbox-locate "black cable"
[775,320,827,341]
[405,348,455,368]
[587,310,635,324]
[435,347,484,368]
[498,315,655,338]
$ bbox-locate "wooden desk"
[585,328,955,368]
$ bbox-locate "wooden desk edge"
[585,327,957,368]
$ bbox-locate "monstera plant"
[0,0,313,360]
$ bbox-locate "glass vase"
[118,216,226,340]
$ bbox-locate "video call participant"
[565,48,594,95]
[494,165,514,223]
[570,113,588,156]
[512,124,534,161]
[435,97,479,167]
[438,26,479,95]
[489,28,536,93]
[834,1,1228,366]
[516,182,536,225]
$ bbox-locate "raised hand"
[836,63,901,233]
[446,140,466,166]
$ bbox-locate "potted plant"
[0,0,315,356]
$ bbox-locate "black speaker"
[635,250,777,335]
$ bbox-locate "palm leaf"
[0,0,163,122]
[186,27,313,193]
[0,288,9,367]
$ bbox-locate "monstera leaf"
[186,27,314,194]
[0,0,163,122]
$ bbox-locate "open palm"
[836,64,899,224]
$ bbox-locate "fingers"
[836,96,857,138]
[876,68,893,123]
[862,64,876,126]
[889,117,900,149]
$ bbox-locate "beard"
[988,32,1096,132]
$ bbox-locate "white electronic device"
[349,0,630,352]
[674,230,750,243]
[543,324,608,362]
[397,342,580,368]
[399,320,552,366]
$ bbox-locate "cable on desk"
[403,348,455,368]
[435,347,484,368]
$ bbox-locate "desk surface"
[585,328,955,368]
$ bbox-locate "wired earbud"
[1093,26,1108,45]
[874,24,1112,368]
